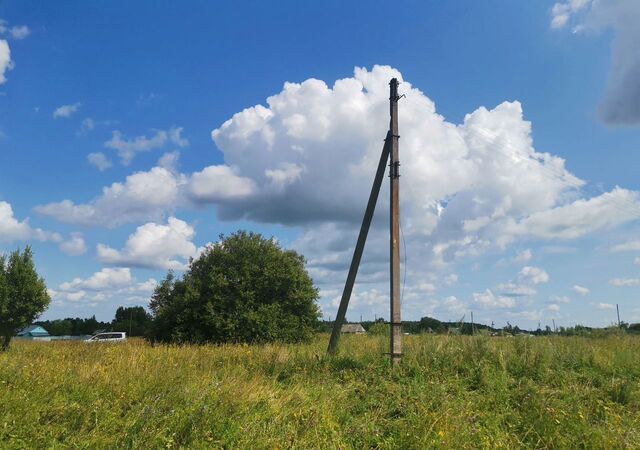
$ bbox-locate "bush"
[148,231,320,344]
[367,322,389,336]
[0,247,50,350]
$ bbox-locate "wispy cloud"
[53,102,81,118]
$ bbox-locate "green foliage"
[2,335,639,449]
[628,323,640,334]
[111,306,152,336]
[36,316,110,336]
[0,247,50,350]
[367,322,389,336]
[148,231,320,344]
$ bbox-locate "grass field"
[1,334,639,449]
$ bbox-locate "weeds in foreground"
[1,335,639,449]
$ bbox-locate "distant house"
[341,324,366,334]
[16,325,51,341]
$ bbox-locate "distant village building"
[341,324,367,334]
[16,325,51,341]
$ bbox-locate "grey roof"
[341,324,366,333]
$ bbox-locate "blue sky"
[1,0,639,328]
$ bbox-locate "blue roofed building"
[16,325,51,340]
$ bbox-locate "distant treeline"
[36,306,152,337]
[38,311,640,339]
[318,316,500,335]
[319,316,640,336]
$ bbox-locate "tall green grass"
[1,335,639,449]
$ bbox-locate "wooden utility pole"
[616,304,621,327]
[389,78,402,365]
[327,78,403,362]
[470,311,475,336]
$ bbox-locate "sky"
[1,0,640,329]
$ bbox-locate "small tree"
[111,306,152,336]
[148,231,320,344]
[0,247,50,350]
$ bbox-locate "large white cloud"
[209,66,639,270]
[34,66,640,323]
[97,217,197,270]
[552,0,640,124]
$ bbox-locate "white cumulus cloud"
[473,289,516,309]
[34,66,640,322]
[519,266,550,285]
[96,217,197,270]
[35,166,184,227]
[547,303,561,312]
[572,284,590,296]
[188,165,257,203]
[59,232,87,256]
[514,249,533,264]
[0,39,12,85]
[54,267,157,306]
[60,267,133,291]
[0,200,61,243]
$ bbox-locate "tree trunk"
[1,334,11,351]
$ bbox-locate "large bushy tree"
[148,231,320,344]
[0,247,50,350]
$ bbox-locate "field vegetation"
[2,334,639,449]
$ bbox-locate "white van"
[85,332,127,343]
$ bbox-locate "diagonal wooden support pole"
[327,131,391,355]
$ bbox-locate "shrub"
[148,231,320,344]
[367,322,390,336]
